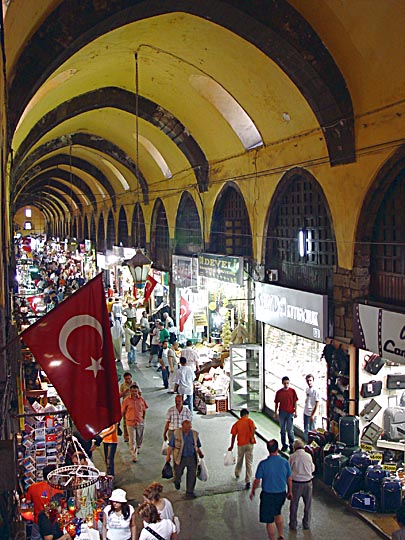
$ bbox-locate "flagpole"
[0,273,106,355]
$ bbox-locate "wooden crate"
[215,397,228,412]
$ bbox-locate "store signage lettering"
[255,282,327,342]
[353,304,405,365]
[198,254,243,285]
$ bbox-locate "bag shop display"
[333,466,364,499]
[349,451,372,475]
[359,399,382,422]
[339,415,360,447]
[323,453,348,486]
[364,465,388,501]
[350,491,377,513]
[361,422,384,445]
[380,477,402,513]
[386,374,405,390]
[382,406,405,441]
[360,380,382,398]
[363,354,386,375]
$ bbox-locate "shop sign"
[198,253,243,285]
[255,282,327,342]
[84,239,92,252]
[193,310,208,327]
[172,255,198,288]
[354,303,405,365]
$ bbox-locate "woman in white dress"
[138,502,177,540]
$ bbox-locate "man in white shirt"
[123,302,137,331]
[112,298,123,324]
[180,340,200,374]
[303,374,319,443]
[163,394,192,443]
[288,439,315,531]
[174,357,195,417]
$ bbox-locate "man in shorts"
[250,439,292,540]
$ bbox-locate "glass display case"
[229,344,263,411]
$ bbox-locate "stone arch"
[84,215,89,239]
[90,214,96,244]
[131,203,146,248]
[97,213,106,252]
[117,206,129,247]
[150,198,170,270]
[106,209,116,250]
[209,182,253,258]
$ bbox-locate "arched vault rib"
[13,133,149,204]
[16,177,85,213]
[13,88,209,192]
[15,154,116,210]
[14,169,97,211]
[8,0,354,166]
[17,192,69,219]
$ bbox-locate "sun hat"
[110,488,127,503]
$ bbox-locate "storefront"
[354,303,405,451]
[255,282,329,435]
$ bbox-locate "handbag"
[359,399,382,421]
[361,422,383,445]
[387,374,405,390]
[161,440,169,456]
[224,450,236,466]
[363,354,386,375]
[360,380,382,398]
[161,461,173,479]
[145,526,166,540]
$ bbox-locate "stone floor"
[91,347,390,540]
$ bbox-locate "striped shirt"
[165,405,192,430]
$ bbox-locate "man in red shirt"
[25,465,62,540]
[121,384,148,462]
[228,408,256,490]
[274,376,298,454]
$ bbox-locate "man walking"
[121,384,148,462]
[288,439,315,531]
[181,340,200,374]
[274,376,298,453]
[163,394,192,443]
[303,374,319,443]
[250,439,292,540]
[123,302,137,331]
[140,310,150,353]
[158,340,170,389]
[228,408,256,489]
[174,357,195,416]
[166,419,204,497]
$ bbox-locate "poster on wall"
[354,303,405,365]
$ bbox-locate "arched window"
[106,210,115,250]
[131,203,146,248]
[97,213,105,252]
[84,215,89,239]
[265,168,336,295]
[117,206,128,246]
[90,215,96,243]
[210,184,252,258]
[175,192,203,255]
[150,199,170,270]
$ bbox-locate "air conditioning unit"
[268,269,279,282]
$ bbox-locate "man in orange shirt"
[228,408,256,490]
[121,385,148,462]
[25,465,62,540]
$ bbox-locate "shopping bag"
[197,458,209,481]
[162,461,173,479]
[161,440,169,456]
[224,450,236,466]
[173,516,181,534]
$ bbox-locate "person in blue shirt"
[250,439,292,540]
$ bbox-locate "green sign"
[198,253,244,285]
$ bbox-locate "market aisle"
[91,348,387,540]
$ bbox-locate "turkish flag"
[143,273,157,303]
[179,296,192,332]
[21,274,121,439]
[26,295,42,314]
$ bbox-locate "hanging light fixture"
[125,248,152,284]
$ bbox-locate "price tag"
[198,375,204,383]
[317,428,326,434]
[310,440,319,448]
[323,443,331,452]
[369,452,383,462]
[382,464,397,472]
[360,442,373,452]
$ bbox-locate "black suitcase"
[365,465,388,501]
[323,453,348,486]
[380,477,402,512]
[360,380,382,398]
[339,415,359,447]
[387,374,405,390]
[333,466,363,499]
[349,451,372,475]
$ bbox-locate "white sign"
[354,303,405,364]
[255,282,327,342]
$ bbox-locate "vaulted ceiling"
[5,0,405,229]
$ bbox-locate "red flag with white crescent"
[21,274,121,439]
[179,296,192,332]
[143,273,158,303]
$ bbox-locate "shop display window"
[264,326,327,432]
[230,344,263,411]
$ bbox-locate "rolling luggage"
[339,415,359,447]
[350,491,377,512]
[333,466,363,498]
[380,477,402,512]
[365,465,388,501]
[349,451,372,475]
[305,443,322,473]
[323,453,348,486]
[383,406,405,441]
[321,441,346,464]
